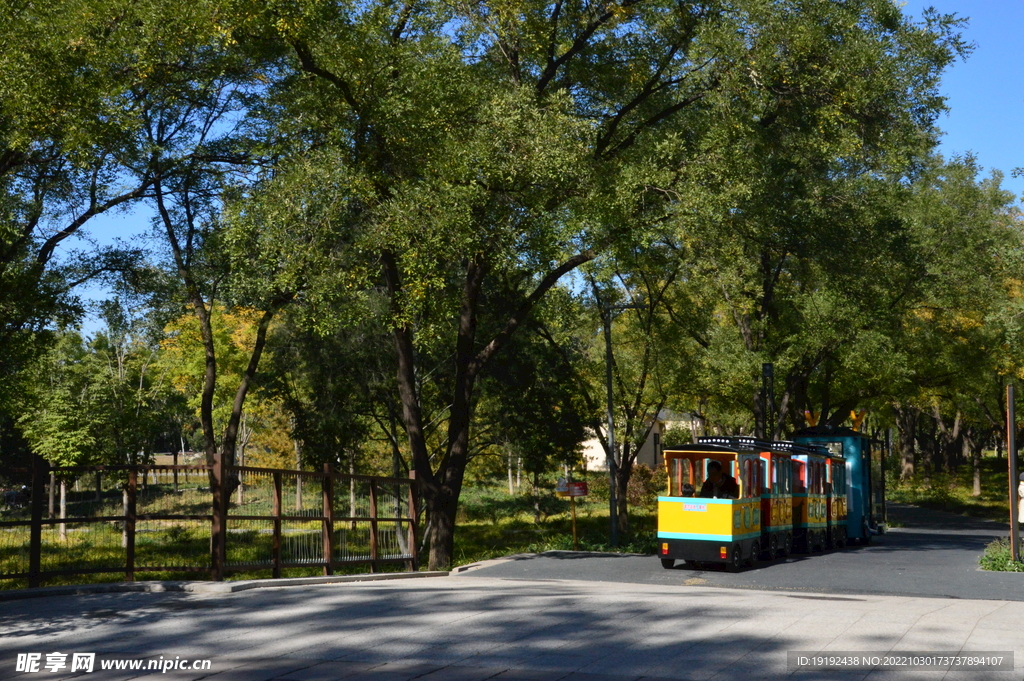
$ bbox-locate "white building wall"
[582,415,703,471]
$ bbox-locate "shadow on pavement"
[467,502,1023,601]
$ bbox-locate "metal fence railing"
[0,455,418,588]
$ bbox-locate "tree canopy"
[2,0,1020,570]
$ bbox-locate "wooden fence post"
[407,471,418,572]
[369,479,378,573]
[126,469,137,582]
[322,464,334,576]
[173,452,179,493]
[273,472,282,579]
[28,455,47,588]
[211,453,226,581]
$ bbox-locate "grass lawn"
[1,476,654,588]
[887,455,1015,523]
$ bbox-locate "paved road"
[464,504,1023,601]
[1,575,1023,681]
[1,503,1020,681]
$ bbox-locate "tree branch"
[471,250,595,373]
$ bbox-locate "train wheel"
[810,531,822,552]
[767,535,779,562]
[748,540,760,567]
[781,532,792,557]
[661,558,675,569]
[835,529,846,549]
[725,545,743,572]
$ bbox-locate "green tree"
[240,0,969,569]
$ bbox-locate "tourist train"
[657,427,884,571]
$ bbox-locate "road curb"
[0,571,450,601]
[451,550,650,574]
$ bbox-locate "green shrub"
[979,538,1024,572]
[627,464,667,510]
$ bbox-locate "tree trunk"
[383,250,595,570]
[427,488,458,568]
[615,455,632,533]
[532,470,541,524]
[349,458,356,528]
[895,405,916,481]
[155,176,291,502]
[971,436,982,497]
[122,489,128,548]
[59,480,66,541]
[507,450,514,495]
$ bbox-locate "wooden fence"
[0,455,418,588]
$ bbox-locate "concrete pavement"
[1,574,1022,681]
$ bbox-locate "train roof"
[664,436,831,456]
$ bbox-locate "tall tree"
[246,0,968,568]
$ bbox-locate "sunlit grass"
[1,474,661,586]
[887,455,1013,522]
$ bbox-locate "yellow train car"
[791,448,829,552]
[659,441,764,571]
[826,452,848,548]
[757,446,794,559]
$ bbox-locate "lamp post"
[762,362,775,441]
[601,299,644,547]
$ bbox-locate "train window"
[792,460,806,493]
[761,459,769,494]
[744,459,755,498]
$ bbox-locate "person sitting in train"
[699,460,739,499]
[681,483,695,497]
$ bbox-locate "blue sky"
[73,1,1024,325]
[921,0,1024,197]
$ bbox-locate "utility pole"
[1008,384,1020,561]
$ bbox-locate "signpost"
[557,478,589,550]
